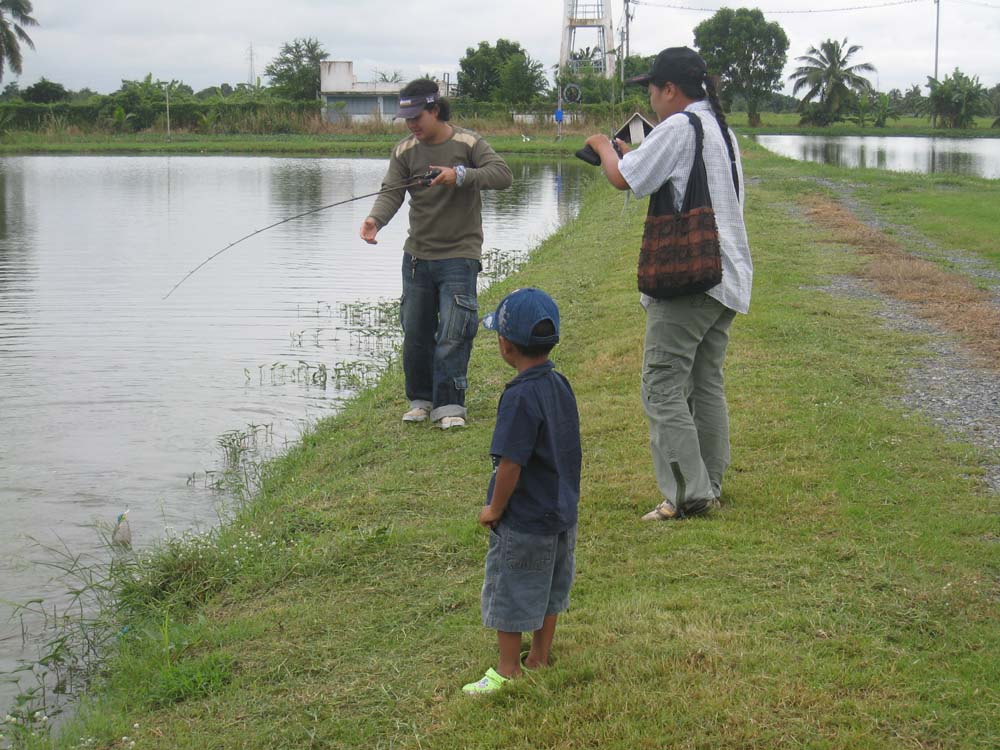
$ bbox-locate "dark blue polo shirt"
[487,360,581,535]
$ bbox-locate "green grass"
[13,147,999,750]
[854,174,1000,271]
[0,131,585,158]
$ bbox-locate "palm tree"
[789,38,876,121]
[570,46,605,74]
[0,0,37,82]
[572,47,601,63]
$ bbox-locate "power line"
[630,0,926,14]
[947,0,1000,8]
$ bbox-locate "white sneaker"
[402,406,429,423]
[438,416,466,430]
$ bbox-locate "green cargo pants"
[641,293,737,512]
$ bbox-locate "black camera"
[575,114,655,166]
[574,141,622,166]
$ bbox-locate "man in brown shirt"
[360,78,512,429]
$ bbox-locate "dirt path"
[800,182,1000,493]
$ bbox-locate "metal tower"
[559,0,616,78]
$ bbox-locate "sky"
[10,0,1000,97]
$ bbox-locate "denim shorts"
[481,520,577,633]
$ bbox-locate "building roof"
[320,61,405,95]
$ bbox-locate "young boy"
[462,288,582,695]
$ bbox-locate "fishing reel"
[417,168,442,186]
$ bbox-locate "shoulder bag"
[637,111,736,300]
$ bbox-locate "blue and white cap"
[481,288,560,348]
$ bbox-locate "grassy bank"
[1,112,997,157]
[732,112,999,137]
[0,132,582,158]
[11,144,1000,750]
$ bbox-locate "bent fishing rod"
[161,169,442,300]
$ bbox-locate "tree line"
[1,1,998,132]
[459,13,999,130]
[0,9,332,135]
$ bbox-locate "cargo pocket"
[504,528,555,572]
[445,294,479,342]
[642,345,682,401]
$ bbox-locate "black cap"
[627,47,708,87]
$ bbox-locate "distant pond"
[754,134,1000,179]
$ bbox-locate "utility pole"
[248,43,257,89]
[624,0,631,60]
[162,81,171,141]
[933,0,940,81]
[556,80,564,140]
[621,0,635,102]
[619,34,626,103]
[932,0,941,128]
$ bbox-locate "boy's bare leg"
[524,614,558,669]
[497,631,523,678]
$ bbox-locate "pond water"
[754,134,1000,179]
[0,154,586,711]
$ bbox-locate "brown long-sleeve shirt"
[368,126,513,260]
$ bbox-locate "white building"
[320,61,403,122]
[320,61,455,123]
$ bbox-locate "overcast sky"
[11,0,1000,96]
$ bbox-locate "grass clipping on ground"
[61,162,1000,750]
[805,196,1000,368]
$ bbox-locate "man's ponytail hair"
[400,77,451,121]
[704,75,729,134]
[672,72,732,147]
[704,75,740,197]
[674,72,739,199]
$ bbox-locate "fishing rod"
[161,169,442,300]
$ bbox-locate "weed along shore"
[0,132,585,158]
[1,114,997,158]
[7,142,999,749]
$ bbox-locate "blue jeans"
[400,253,481,421]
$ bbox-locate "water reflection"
[272,158,326,213]
[0,154,585,710]
[0,162,35,389]
[0,163,32,288]
[0,168,8,239]
[754,134,1000,179]
[927,145,978,176]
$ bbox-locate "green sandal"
[462,667,509,695]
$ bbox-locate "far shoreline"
[1,114,998,158]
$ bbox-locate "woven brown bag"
[638,112,726,299]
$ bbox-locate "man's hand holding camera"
[583,135,631,190]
